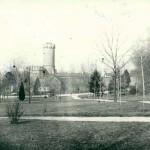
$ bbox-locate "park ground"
[1,120,150,150]
[1,94,150,149]
[0,94,150,117]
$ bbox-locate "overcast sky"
[0,0,150,72]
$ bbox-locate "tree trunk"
[114,71,117,102]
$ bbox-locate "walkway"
[139,101,150,104]
[1,116,150,122]
[57,93,90,100]
[57,93,127,103]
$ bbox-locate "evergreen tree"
[108,69,131,95]
[89,70,104,97]
[122,69,131,88]
[19,81,25,101]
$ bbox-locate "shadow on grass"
[17,120,31,124]
[65,140,144,150]
[0,140,18,150]
[7,120,31,125]
[0,138,144,150]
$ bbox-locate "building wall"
[57,73,89,93]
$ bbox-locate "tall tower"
[43,42,56,74]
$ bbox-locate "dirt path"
[1,116,150,122]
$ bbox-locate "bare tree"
[10,58,27,95]
[96,30,131,102]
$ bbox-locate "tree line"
[89,69,131,99]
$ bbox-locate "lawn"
[0,120,150,150]
[0,95,150,116]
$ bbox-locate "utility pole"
[27,66,31,103]
[119,70,122,105]
[94,80,96,99]
[100,58,104,99]
[13,65,19,99]
[99,80,101,98]
[141,56,145,112]
[136,77,138,97]
[117,75,120,101]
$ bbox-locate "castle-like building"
[4,42,113,96]
[27,42,89,95]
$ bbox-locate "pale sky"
[0,0,150,73]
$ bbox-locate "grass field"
[0,120,150,150]
[0,95,150,117]
[1,96,150,150]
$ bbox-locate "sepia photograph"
[0,0,150,149]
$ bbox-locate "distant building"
[103,72,112,88]
[38,75,61,95]
[25,42,90,95]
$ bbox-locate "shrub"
[6,100,24,124]
[129,86,136,95]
